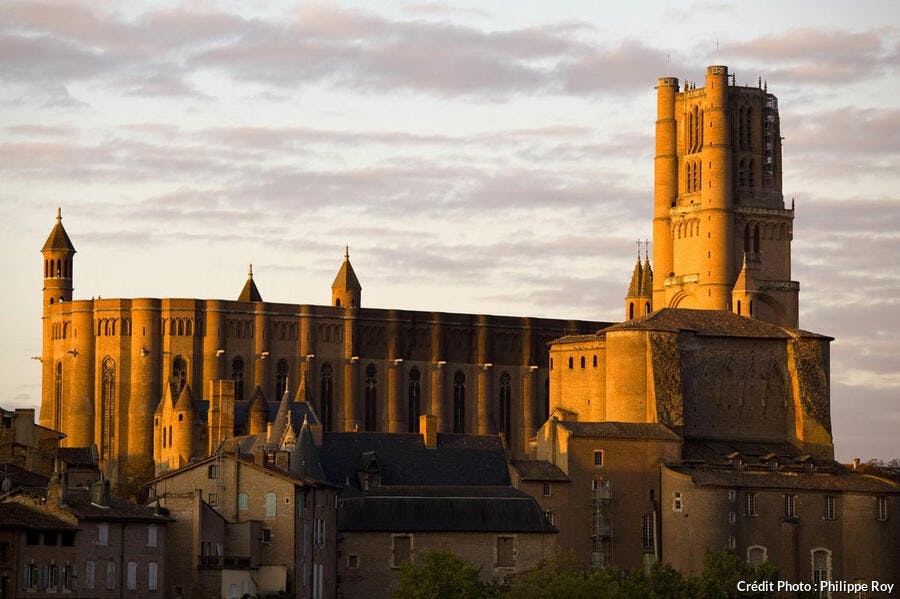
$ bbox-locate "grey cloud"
[785,108,900,155]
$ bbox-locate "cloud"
[785,108,900,155]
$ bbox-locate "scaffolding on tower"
[591,476,613,567]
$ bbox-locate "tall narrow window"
[275,359,289,399]
[126,561,137,591]
[265,492,277,518]
[544,377,550,422]
[54,361,62,430]
[824,496,835,520]
[408,368,421,433]
[148,563,158,591]
[231,357,245,401]
[364,364,377,432]
[784,494,796,520]
[452,371,466,433]
[171,355,187,396]
[811,549,830,593]
[499,372,511,435]
[106,560,116,590]
[753,225,760,254]
[101,357,116,460]
[320,363,333,431]
[744,223,751,252]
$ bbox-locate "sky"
[1,0,898,462]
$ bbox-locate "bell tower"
[331,246,361,310]
[41,208,76,308]
[652,65,798,327]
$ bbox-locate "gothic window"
[738,159,746,187]
[408,367,421,433]
[231,357,245,401]
[101,356,116,460]
[321,363,334,432]
[177,319,184,336]
[55,362,62,430]
[172,355,187,396]
[745,106,753,150]
[744,223,751,253]
[697,160,702,190]
[275,359,289,400]
[364,364,377,432]
[811,549,830,592]
[748,158,755,187]
[499,372,511,435]
[753,225,760,254]
[185,319,192,336]
[453,370,466,433]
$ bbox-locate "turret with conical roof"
[289,416,327,481]
[238,264,263,302]
[331,246,361,309]
[42,208,76,307]
[625,243,653,320]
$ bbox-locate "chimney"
[47,460,68,508]
[420,415,437,448]
[91,477,111,507]
[852,458,860,470]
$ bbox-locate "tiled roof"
[0,503,76,530]
[510,460,568,482]
[550,333,602,345]
[338,486,555,533]
[558,421,681,441]
[600,308,793,338]
[61,490,170,522]
[58,447,97,467]
[0,462,50,488]
[665,465,900,493]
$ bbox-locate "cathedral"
[39,214,603,492]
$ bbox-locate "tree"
[393,549,489,599]
[693,547,779,599]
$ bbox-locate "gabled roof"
[331,247,361,291]
[173,383,195,412]
[557,421,681,441]
[237,264,263,302]
[41,208,75,252]
[58,447,98,467]
[290,418,327,482]
[61,489,170,522]
[664,464,899,493]
[601,308,793,338]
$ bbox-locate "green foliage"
[393,549,489,599]
[694,547,779,599]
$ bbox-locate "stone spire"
[238,263,263,302]
[289,416,327,481]
[331,245,361,309]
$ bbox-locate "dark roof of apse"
[600,309,793,338]
[558,421,681,442]
[193,399,319,428]
[320,432,510,489]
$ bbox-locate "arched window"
[452,371,466,433]
[745,107,753,150]
[748,158,755,187]
[629,302,634,320]
[747,546,767,568]
[408,367,421,433]
[49,259,55,278]
[593,355,598,367]
[580,356,585,369]
[645,302,651,315]
[811,549,831,590]
[364,364,377,432]
[275,359,289,400]
[177,319,184,336]
[321,363,334,431]
[171,356,187,396]
[737,300,742,315]
[744,223,751,252]
[54,362,62,430]
[753,225,760,254]
[499,372,511,435]
[101,356,116,460]
[169,320,176,336]
[231,357,245,401]
[185,319,192,336]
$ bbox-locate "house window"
[61,562,73,591]
[208,493,218,507]
[25,562,38,591]
[127,561,137,591]
[728,490,736,502]
[747,546,767,568]
[348,555,359,568]
[98,523,109,546]
[148,524,158,547]
[265,492,277,518]
[392,535,412,567]
[824,496,835,520]
[784,494,796,520]
[746,492,757,516]
[544,511,554,525]
[85,560,95,590]
[208,464,218,479]
[673,491,683,511]
[642,513,655,551]
[811,549,831,594]
[877,497,887,521]
[496,536,515,567]
[543,482,551,497]
[106,560,116,590]
[238,493,249,510]
[261,528,272,544]
[594,450,604,467]
[729,511,736,524]
[148,562,158,591]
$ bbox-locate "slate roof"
[0,462,50,489]
[320,432,510,490]
[665,465,899,493]
[338,486,556,533]
[600,308,794,338]
[510,460,569,482]
[0,503,76,530]
[558,421,681,442]
[58,447,98,467]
